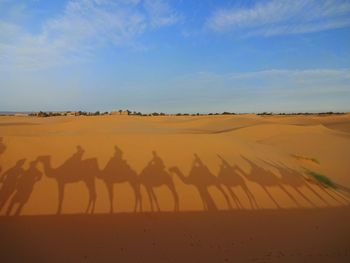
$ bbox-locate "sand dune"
[1,114,350,262]
[1,114,350,215]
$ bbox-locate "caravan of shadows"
[0,138,348,216]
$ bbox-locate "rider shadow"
[0,159,26,212]
[239,156,285,209]
[217,155,258,209]
[98,146,141,213]
[7,159,42,216]
[261,160,322,207]
[239,156,333,209]
[37,146,98,215]
[169,154,231,211]
[139,151,179,212]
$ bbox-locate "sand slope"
[1,114,350,262]
[0,114,350,215]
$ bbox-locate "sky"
[0,0,350,113]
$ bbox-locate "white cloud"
[207,0,350,36]
[143,0,181,27]
[0,0,180,70]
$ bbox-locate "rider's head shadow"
[148,150,166,173]
[61,145,85,168]
[113,146,123,158]
[190,153,213,181]
[140,151,179,212]
[193,153,203,166]
[104,145,135,177]
[75,145,84,156]
[15,159,26,168]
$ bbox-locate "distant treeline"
[256,112,346,116]
[29,110,238,117]
[22,110,347,117]
[30,111,109,117]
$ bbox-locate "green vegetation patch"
[305,170,337,189]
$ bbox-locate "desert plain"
[0,113,350,262]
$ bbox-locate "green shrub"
[305,170,336,189]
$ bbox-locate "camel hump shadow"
[217,155,258,209]
[140,163,172,186]
[139,151,179,212]
[37,145,97,215]
[102,152,137,181]
[170,154,231,211]
[189,156,216,185]
[98,146,141,213]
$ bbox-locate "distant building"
[111,110,129,115]
[66,112,77,116]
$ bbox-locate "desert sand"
[0,114,350,262]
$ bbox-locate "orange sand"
[0,114,349,262]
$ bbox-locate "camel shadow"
[3,139,348,215]
[6,159,42,216]
[217,155,258,209]
[36,146,179,214]
[0,159,26,212]
[262,159,349,206]
[37,146,98,214]
[239,155,298,209]
[97,146,142,213]
[170,154,231,211]
[262,160,327,207]
[139,151,179,212]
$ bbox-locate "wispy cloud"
[0,0,180,70]
[170,68,350,94]
[228,68,350,80]
[157,68,350,112]
[207,0,350,36]
[144,0,181,27]
[1,65,349,112]
[0,21,21,41]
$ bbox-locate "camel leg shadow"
[242,185,259,209]
[167,181,179,212]
[85,181,96,214]
[57,182,64,214]
[262,186,281,209]
[225,186,242,209]
[131,183,142,212]
[216,184,232,210]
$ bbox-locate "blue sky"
[1,0,350,113]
